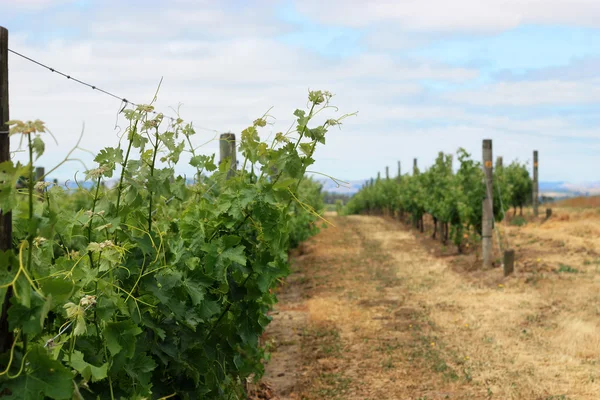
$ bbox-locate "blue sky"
[1,0,599,188]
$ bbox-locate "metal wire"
[7,48,227,136]
[8,48,179,123]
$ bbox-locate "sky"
[1,0,599,185]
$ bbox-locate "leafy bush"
[0,91,353,399]
[510,216,528,227]
[288,177,325,249]
[345,149,533,252]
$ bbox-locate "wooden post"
[533,150,539,217]
[219,133,236,180]
[503,249,515,277]
[482,139,493,269]
[377,171,380,181]
[496,156,503,169]
[546,208,552,219]
[35,167,44,181]
[397,161,401,180]
[385,166,389,180]
[413,158,417,175]
[0,25,12,356]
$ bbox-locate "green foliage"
[510,216,528,227]
[288,178,325,249]
[0,90,352,399]
[345,149,533,251]
[556,264,579,274]
[335,199,344,214]
[502,160,533,215]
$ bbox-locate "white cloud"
[2,1,598,184]
[445,79,600,106]
[0,0,75,10]
[295,0,600,32]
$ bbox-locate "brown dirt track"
[253,207,600,400]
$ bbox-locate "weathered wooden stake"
[377,171,380,181]
[413,158,418,175]
[496,156,503,169]
[533,150,539,217]
[546,208,552,219]
[397,161,401,179]
[482,139,493,269]
[219,133,237,180]
[0,25,12,356]
[385,166,389,180]
[35,167,44,181]
[503,249,515,276]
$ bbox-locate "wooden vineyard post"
[35,167,45,196]
[377,171,380,181]
[219,133,236,180]
[503,249,515,277]
[482,139,493,269]
[533,150,539,217]
[413,158,418,175]
[496,156,503,169]
[397,161,401,180]
[35,167,45,181]
[0,25,12,356]
[385,166,389,180]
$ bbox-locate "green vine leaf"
[4,346,73,400]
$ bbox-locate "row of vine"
[344,149,533,251]
[0,90,352,399]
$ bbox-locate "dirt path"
[258,214,600,400]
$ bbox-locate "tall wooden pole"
[385,166,389,180]
[533,150,539,217]
[482,139,493,269]
[0,25,12,355]
[397,161,401,180]
[219,133,236,180]
[413,158,417,175]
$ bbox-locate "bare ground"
[255,209,600,400]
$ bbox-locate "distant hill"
[318,178,600,197]
[316,179,368,194]
[51,176,600,199]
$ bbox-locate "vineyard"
[0,89,353,399]
[345,149,534,255]
[1,18,597,400]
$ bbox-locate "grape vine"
[345,149,534,252]
[0,90,354,399]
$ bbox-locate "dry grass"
[553,196,600,208]
[261,205,600,399]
